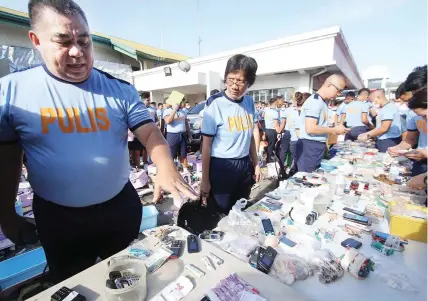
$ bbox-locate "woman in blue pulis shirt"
[200,54,261,214]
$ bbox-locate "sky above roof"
[0,0,426,81]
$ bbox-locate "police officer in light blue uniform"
[264,97,281,163]
[358,90,402,152]
[341,98,371,141]
[163,102,191,169]
[296,75,348,172]
[200,54,261,214]
[0,0,196,283]
[389,98,428,176]
[336,91,354,124]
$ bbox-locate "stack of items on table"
[103,225,268,301]
[139,154,202,208]
[210,140,426,292]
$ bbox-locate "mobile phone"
[51,287,86,301]
[249,246,265,268]
[199,233,221,241]
[187,235,200,253]
[211,231,224,238]
[280,235,296,247]
[343,207,365,216]
[170,240,183,259]
[343,213,371,226]
[341,238,362,249]
[261,219,275,235]
[257,246,277,273]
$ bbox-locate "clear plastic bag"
[380,272,418,292]
[309,249,344,284]
[226,199,259,236]
[270,254,312,285]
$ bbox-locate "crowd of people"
[0,0,426,288]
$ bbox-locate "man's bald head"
[326,74,346,88]
[318,74,346,100]
[371,89,388,106]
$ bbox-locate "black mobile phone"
[343,213,371,226]
[343,207,365,216]
[261,219,275,235]
[187,235,200,253]
[249,246,265,268]
[51,287,86,301]
[170,240,183,258]
[211,230,224,238]
[258,246,277,273]
[199,233,221,241]
[341,238,362,249]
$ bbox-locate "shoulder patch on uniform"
[206,92,223,107]
[94,68,131,86]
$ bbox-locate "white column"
[206,71,223,96]
[298,73,311,93]
[150,91,165,104]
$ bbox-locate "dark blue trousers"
[279,131,292,164]
[166,132,187,158]
[345,126,368,141]
[376,137,402,153]
[208,156,254,214]
[296,139,326,172]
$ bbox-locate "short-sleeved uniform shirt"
[163,108,187,133]
[299,93,329,142]
[376,102,402,140]
[145,107,156,122]
[282,107,300,141]
[0,65,152,207]
[327,108,336,126]
[156,109,163,120]
[264,107,279,130]
[147,106,157,122]
[201,92,255,159]
[343,101,368,128]
[336,102,347,117]
[407,110,427,149]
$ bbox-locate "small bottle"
[335,172,345,196]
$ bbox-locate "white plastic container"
[104,258,147,301]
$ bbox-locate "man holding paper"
[163,91,192,170]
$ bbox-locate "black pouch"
[177,201,224,235]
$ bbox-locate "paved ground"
[140,178,278,226]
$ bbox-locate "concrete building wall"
[250,73,302,91]
[0,23,33,48]
[186,94,206,105]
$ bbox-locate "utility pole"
[197,0,202,56]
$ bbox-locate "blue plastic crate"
[0,247,47,291]
[139,205,159,232]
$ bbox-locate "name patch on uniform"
[40,107,111,134]
[228,114,253,132]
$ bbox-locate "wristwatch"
[424,176,427,186]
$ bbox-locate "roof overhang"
[0,6,187,64]
[133,26,363,90]
[134,70,207,93]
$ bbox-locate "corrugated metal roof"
[0,6,188,62]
